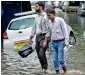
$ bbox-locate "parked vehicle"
[67,24,76,45]
[62,1,80,12]
[3,11,36,49]
[62,1,69,12]
[3,11,76,49]
[77,3,85,16]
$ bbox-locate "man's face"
[46,13,54,20]
[35,4,40,13]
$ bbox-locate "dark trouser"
[35,34,48,70]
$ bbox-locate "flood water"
[1,8,85,75]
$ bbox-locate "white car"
[3,12,37,49]
[3,11,76,49]
[77,3,85,16]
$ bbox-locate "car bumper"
[80,10,85,15]
[3,38,36,50]
[3,40,15,49]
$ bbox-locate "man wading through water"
[44,8,69,74]
[28,1,49,73]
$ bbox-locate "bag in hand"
[18,44,34,58]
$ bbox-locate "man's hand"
[43,40,47,48]
[28,39,33,44]
[65,41,69,48]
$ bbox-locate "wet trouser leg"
[51,41,66,70]
[36,46,48,69]
[36,34,48,70]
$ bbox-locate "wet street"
[1,8,85,75]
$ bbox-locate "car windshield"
[8,17,35,30]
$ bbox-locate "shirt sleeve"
[45,27,51,38]
[41,16,51,38]
[41,16,47,32]
[60,18,69,42]
[45,20,51,38]
[30,21,36,39]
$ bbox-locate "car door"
[7,17,35,41]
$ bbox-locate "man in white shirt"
[44,8,69,74]
[29,1,49,73]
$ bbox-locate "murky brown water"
[1,8,85,75]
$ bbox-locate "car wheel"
[69,31,76,45]
[69,35,76,45]
[62,9,65,12]
[67,10,69,13]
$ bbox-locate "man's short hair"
[46,8,56,15]
[36,1,45,10]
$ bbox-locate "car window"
[82,3,85,8]
[79,4,82,7]
[63,2,69,6]
[8,17,35,30]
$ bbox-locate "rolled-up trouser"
[35,34,48,69]
[51,40,66,70]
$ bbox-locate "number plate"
[15,42,28,52]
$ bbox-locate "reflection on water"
[77,16,85,30]
[1,11,85,75]
[62,12,85,38]
[62,12,69,24]
[77,16,85,25]
[62,12,85,28]
[83,31,85,39]
[62,12,85,75]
